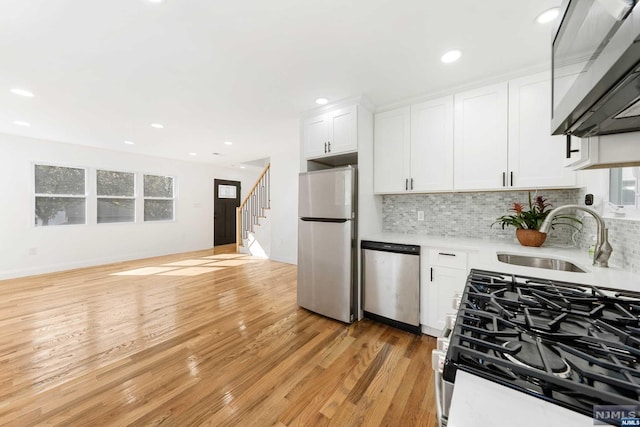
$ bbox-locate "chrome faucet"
[539,205,613,268]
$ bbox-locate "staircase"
[236,163,271,255]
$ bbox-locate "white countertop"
[362,233,640,292]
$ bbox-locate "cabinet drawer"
[428,249,467,269]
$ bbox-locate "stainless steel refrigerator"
[297,166,356,323]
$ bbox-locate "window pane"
[144,175,174,198]
[610,167,639,207]
[218,184,237,199]
[97,170,134,197]
[144,199,174,221]
[35,197,86,226]
[97,198,135,223]
[35,165,85,195]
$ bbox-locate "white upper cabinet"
[454,83,509,190]
[374,70,579,193]
[508,72,576,188]
[303,115,330,158]
[303,105,357,159]
[374,96,454,193]
[374,106,410,193]
[410,96,454,191]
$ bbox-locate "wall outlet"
[417,211,425,221]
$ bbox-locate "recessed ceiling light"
[123,140,135,145]
[441,50,462,64]
[315,97,329,105]
[14,120,30,126]
[10,88,34,97]
[240,166,246,169]
[151,123,164,129]
[224,141,233,145]
[189,152,197,156]
[536,8,560,24]
[147,0,164,3]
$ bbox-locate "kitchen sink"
[497,253,586,273]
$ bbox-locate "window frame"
[33,162,88,227]
[96,169,137,224]
[606,166,640,219]
[142,173,176,222]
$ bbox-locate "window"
[609,167,639,214]
[143,174,174,221]
[218,184,237,199]
[97,170,135,223]
[34,165,86,226]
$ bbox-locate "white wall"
[268,147,300,264]
[0,133,259,279]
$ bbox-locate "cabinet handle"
[410,178,414,190]
[510,171,513,187]
[502,172,506,187]
[565,135,579,159]
[438,252,456,257]
[328,141,331,152]
[405,178,408,190]
[324,142,327,153]
[430,267,433,282]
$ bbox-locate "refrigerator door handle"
[300,217,348,223]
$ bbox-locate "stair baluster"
[236,163,271,253]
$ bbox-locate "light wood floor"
[0,245,438,426]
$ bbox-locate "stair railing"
[236,163,271,252]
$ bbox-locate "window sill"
[602,213,640,222]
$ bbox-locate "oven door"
[431,312,458,427]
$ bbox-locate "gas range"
[433,269,640,427]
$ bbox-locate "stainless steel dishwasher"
[361,240,420,334]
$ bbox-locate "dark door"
[214,179,241,246]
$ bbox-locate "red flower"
[512,202,523,213]
[535,195,551,212]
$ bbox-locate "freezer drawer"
[362,242,420,332]
[297,218,355,323]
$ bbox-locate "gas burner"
[502,341,572,379]
[444,269,640,419]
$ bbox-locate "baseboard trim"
[0,246,213,280]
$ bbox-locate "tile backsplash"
[383,189,581,244]
[382,188,640,273]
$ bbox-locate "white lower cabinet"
[421,248,468,336]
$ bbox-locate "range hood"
[552,0,640,137]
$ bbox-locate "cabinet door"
[374,107,410,193]
[423,266,467,332]
[410,96,454,191]
[454,83,508,190]
[508,72,576,188]
[328,105,357,155]
[303,114,329,159]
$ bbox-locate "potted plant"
[492,193,582,247]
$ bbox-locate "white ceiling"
[0,0,560,167]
